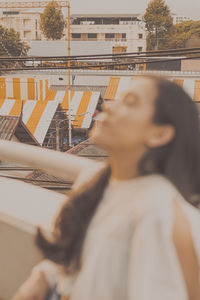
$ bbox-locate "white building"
[0,9,45,42]
[0,10,146,54]
[172,13,191,25]
[71,14,147,53]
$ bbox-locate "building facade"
[70,14,147,53]
[0,10,44,42]
[0,10,146,54]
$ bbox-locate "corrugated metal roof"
[0,116,19,140]
[26,170,72,193]
[0,115,40,146]
[67,139,107,160]
[105,76,200,101]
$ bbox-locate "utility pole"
[55,114,60,151]
[68,108,72,148]
[68,3,71,90]
[67,112,90,148]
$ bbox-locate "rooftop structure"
[71,13,142,24]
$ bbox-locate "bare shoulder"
[172,200,200,300]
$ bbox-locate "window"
[3,11,19,15]
[72,33,81,39]
[122,33,127,39]
[138,47,143,52]
[81,21,95,25]
[23,19,30,26]
[88,33,97,39]
[24,31,31,38]
[138,33,143,39]
[105,33,115,40]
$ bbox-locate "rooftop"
[67,139,108,161]
[0,116,40,146]
[71,13,141,18]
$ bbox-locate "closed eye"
[123,92,139,106]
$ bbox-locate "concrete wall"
[0,221,42,300]
[181,59,200,72]
[29,40,114,57]
[0,177,66,299]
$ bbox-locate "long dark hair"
[36,76,200,273]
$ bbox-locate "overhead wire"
[0,46,200,72]
[1,47,200,61]
[1,54,200,72]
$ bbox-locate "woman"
[3,75,200,300]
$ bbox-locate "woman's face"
[90,77,163,152]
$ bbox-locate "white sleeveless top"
[34,164,200,300]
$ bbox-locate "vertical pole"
[68,108,72,148]
[56,114,60,151]
[67,3,72,148]
[68,3,71,90]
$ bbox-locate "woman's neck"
[108,148,145,181]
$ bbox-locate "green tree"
[39,0,65,40]
[0,25,29,68]
[143,0,173,50]
[168,20,200,49]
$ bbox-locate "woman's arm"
[0,140,94,182]
[12,270,50,300]
[12,260,63,300]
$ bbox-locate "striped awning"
[0,77,50,101]
[0,99,59,145]
[104,76,200,101]
[0,91,100,144]
[45,90,100,129]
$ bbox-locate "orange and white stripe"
[104,76,200,102]
[0,77,50,101]
[0,90,100,143]
[46,90,100,129]
[0,99,59,145]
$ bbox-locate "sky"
[4,0,200,19]
[69,0,200,19]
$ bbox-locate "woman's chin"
[89,128,108,149]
